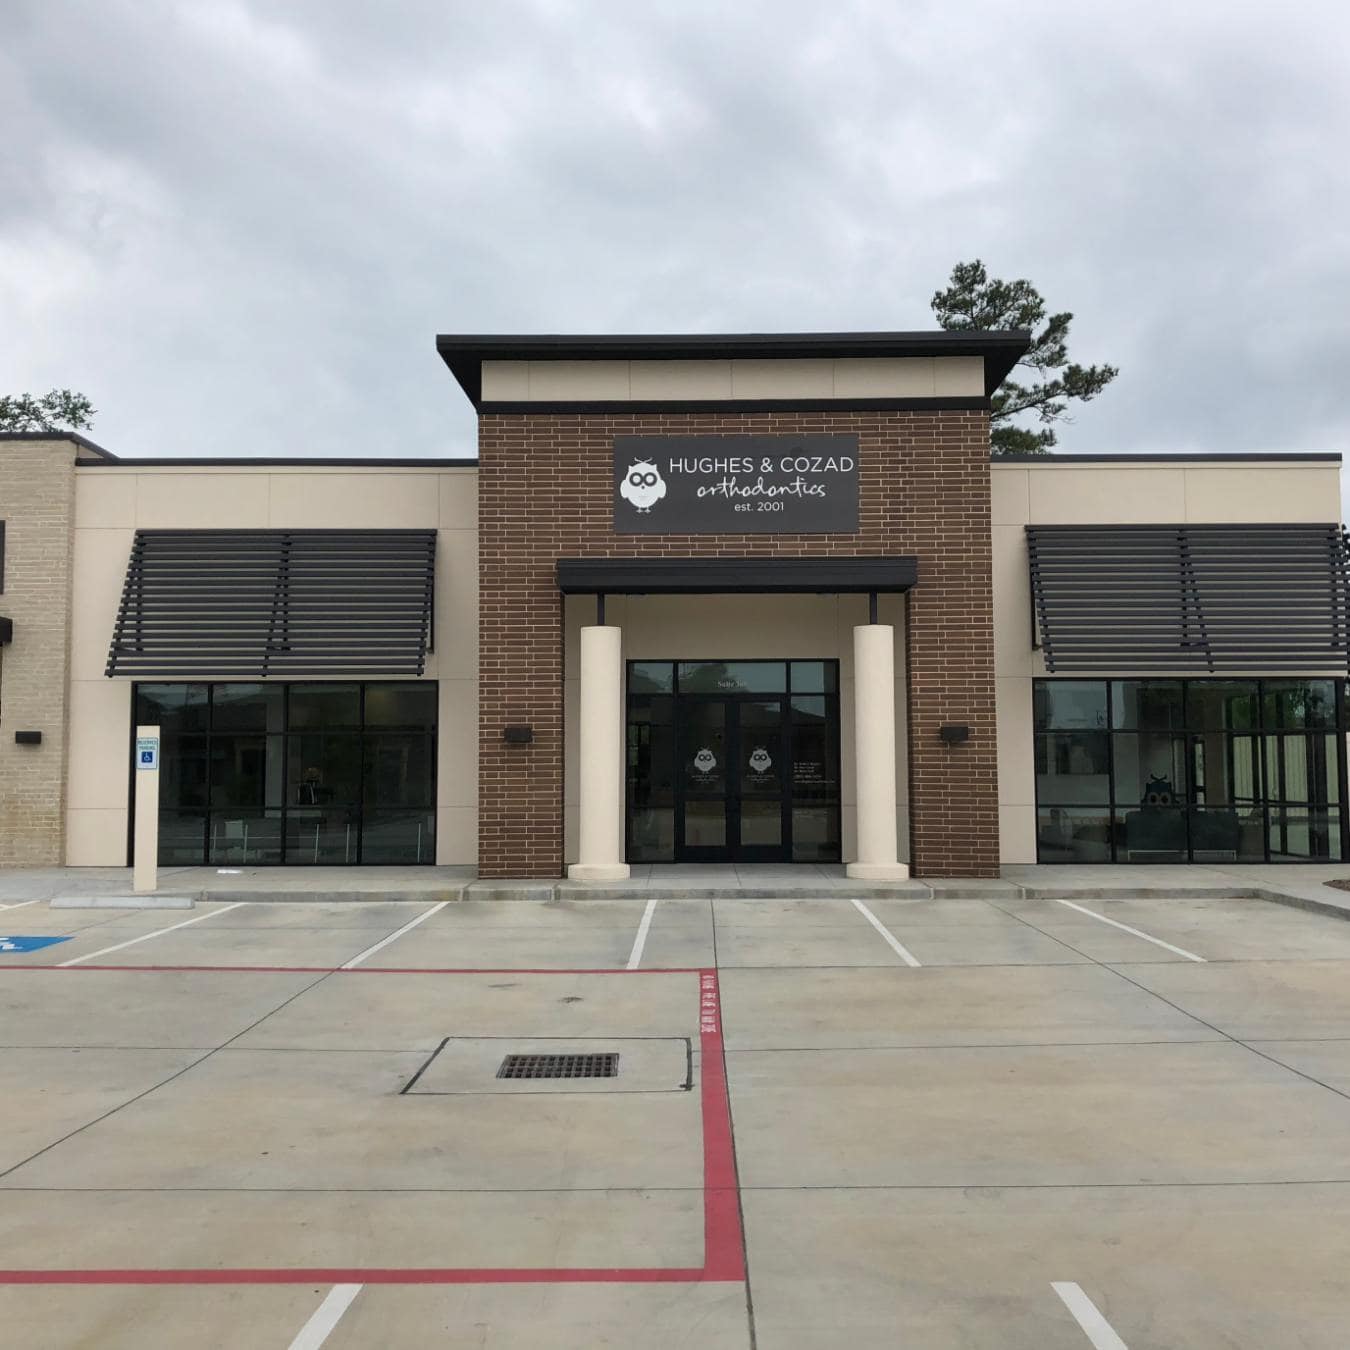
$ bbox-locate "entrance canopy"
[557,556,918,595]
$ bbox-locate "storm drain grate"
[497,1053,619,1080]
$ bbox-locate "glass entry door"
[626,661,841,865]
[679,699,732,858]
[677,697,788,862]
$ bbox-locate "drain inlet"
[497,1052,619,1080]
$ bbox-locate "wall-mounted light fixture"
[0,616,12,645]
[502,725,534,745]
[14,730,41,746]
[939,724,970,746]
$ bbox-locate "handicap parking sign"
[0,935,72,954]
[136,735,159,770]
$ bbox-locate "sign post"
[133,725,161,894]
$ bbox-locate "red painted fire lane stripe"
[0,968,746,1286]
[698,968,747,1281]
[2,966,705,975]
[0,1267,710,1286]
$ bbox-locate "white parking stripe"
[340,899,449,968]
[1052,1282,1129,1349]
[627,896,658,969]
[0,899,40,912]
[849,898,922,967]
[1051,898,1206,962]
[57,902,249,966]
[287,1283,363,1349]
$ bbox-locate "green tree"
[0,389,96,434]
[931,260,1117,455]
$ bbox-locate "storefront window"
[133,682,437,865]
[1111,681,1183,733]
[1033,681,1107,731]
[1036,806,1111,863]
[626,694,675,862]
[790,662,837,694]
[629,662,675,694]
[1264,679,1336,729]
[1034,679,1347,863]
[1036,732,1110,804]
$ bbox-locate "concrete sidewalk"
[5,861,1350,918]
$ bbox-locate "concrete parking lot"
[4,890,1350,1346]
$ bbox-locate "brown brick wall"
[478,409,998,878]
[0,440,77,866]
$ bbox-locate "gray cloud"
[2,0,1347,466]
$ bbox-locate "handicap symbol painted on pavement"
[0,935,73,954]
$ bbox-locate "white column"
[846,625,909,880]
[568,625,630,881]
[133,723,161,894]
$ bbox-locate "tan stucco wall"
[992,459,1345,864]
[481,356,984,403]
[65,465,479,865]
[0,441,78,865]
[561,593,909,866]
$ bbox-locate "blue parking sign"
[0,935,72,954]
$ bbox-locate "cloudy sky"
[3,0,1348,464]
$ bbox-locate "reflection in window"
[1264,680,1336,730]
[1111,682,1183,733]
[627,695,675,862]
[1037,806,1111,862]
[1033,681,1107,731]
[790,662,837,693]
[136,684,209,734]
[629,662,675,694]
[1035,679,1347,863]
[678,661,787,694]
[1185,682,1257,733]
[1035,732,1110,804]
[134,681,437,865]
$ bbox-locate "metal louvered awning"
[105,529,436,677]
[1027,523,1350,673]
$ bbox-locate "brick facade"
[0,440,77,866]
[478,409,998,878]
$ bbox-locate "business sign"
[0,935,72,954]
[614,434,859,535]
[135,736,159,771]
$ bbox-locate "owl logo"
[619,460,667,513]
[693,747,717,773]
[748,747,772,774]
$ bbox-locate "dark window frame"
[1033,677,1349,864]
[127,680,438,866]
[624,658,842,864]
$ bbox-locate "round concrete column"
[568,625,631,882]
[845,623,909,880]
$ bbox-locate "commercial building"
[1,331,1345,877]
